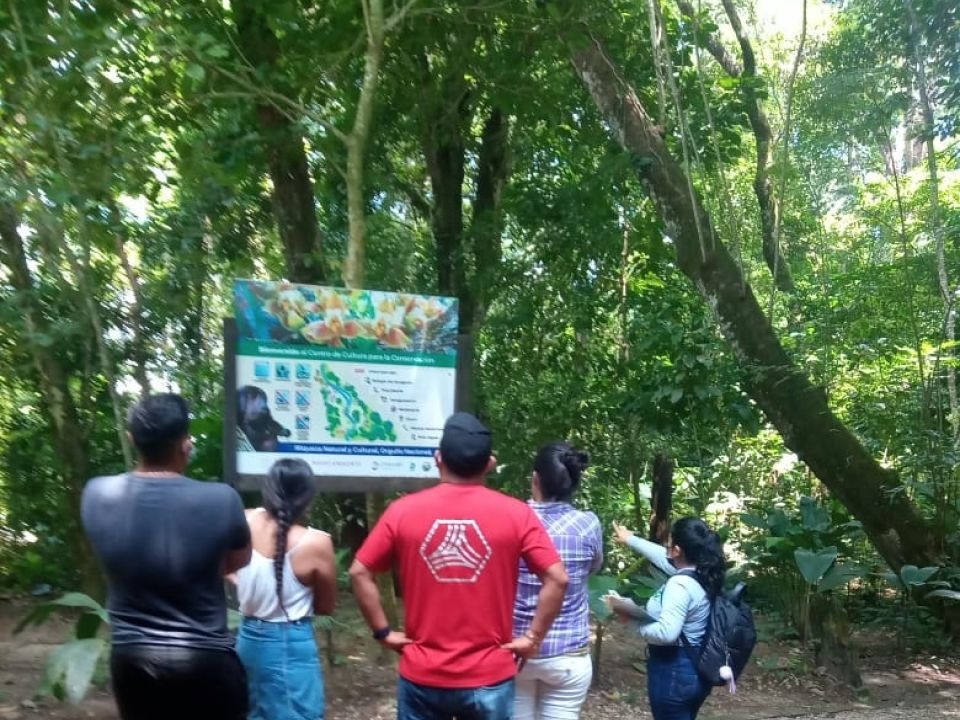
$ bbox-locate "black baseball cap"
[439,412,493,478]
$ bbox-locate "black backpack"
[678,572,757,687]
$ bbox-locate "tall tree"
[0,201,98,590]
[233,0,326,283]
[567,29,940,573]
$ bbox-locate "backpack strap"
[671,568,711,655]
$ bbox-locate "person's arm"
[349,508,411,653]
[349,559,411,652]
[634,578,693,645]
[612,522,675,576]
[224,490,252,575]
[503,560,568,659]
[502,508,569,660]
[309,533,337,616]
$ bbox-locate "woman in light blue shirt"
[611,518,726,720]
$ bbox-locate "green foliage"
[15,593,110,703]
[588,574,619,624]
[0,0,958,666]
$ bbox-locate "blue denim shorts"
[236,617,324,720]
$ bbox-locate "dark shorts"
[397,676,515,720]
[110,644,248,720]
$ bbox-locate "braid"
[273,507,292,619]
[261,458,317,621]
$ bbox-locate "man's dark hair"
[128,394,190,464]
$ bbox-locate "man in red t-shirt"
[350,412,569,719]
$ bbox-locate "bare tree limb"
[717,0,794,292]
[675,0,742,76]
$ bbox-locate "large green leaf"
[39,638,106,704]
[588,575,619,623]
[899,565,938,586]
[739,512,766,530]
[50,593,109,621]
[927,589,960,602]
[227,608,242,632]
[794,547,838,585]
[799,497,831,533]
[15,593,108,635]
[883,570,904,591]
[817,563,866,592]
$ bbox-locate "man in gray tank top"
[82,394,252,720]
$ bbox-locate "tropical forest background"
[1,0,960,712]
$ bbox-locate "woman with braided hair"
[232,458,336,720]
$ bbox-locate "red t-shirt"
[355,482,561,688]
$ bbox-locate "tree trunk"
[470,107,511,333]
[648,453,673,544]
[61,231,134,468]
[233,0,325,284]
[810,595,862,687]
[568,32,939,573]
[110,202,150,397]
[343,0,386,289]
[675,0,794,292]
[0,202,100,594]
[419,57,472,319]
[904,0,956,448]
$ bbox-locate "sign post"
[225,279,459,493]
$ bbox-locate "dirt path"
[765,710,960,720]
[1,598,958,720]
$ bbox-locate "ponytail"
[672,517,726,597]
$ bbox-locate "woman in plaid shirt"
[513,443,604,719]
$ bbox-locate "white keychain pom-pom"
[719,665,736,694]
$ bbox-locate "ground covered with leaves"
[0,598,957,720]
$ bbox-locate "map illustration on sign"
[317,364,397,442]
[233,279,458,479]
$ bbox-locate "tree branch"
[717,0,794,292]
[674,0,742,76]
[568,28,937,573]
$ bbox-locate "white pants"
[513,653,593,720]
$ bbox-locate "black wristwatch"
[372,625,391,641]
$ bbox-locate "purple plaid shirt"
[513,502,603,657]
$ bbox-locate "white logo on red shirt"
[419,519,492,583]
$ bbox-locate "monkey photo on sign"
[237,385,291,452]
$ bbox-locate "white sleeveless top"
[235,513,327,622]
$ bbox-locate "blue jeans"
[647,646,711,720]
[236,617,324,720]
[397,676,515,720]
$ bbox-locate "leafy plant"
[883,565,942,645]
[15,593,109,703]
[742,497,866,640]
